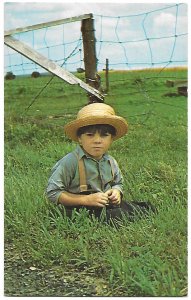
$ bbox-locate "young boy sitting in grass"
[46,103,153,222]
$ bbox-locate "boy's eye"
[85,133,94,137]
[84,132,111,137]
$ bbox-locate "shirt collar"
[75,145,110,162]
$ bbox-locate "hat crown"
[64,102,128,142]
[77,103,115,120]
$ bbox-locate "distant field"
[4,68,187,296]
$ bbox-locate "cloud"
[4,12,29,30]
[154,12,176,28]
[176,15,188,34]
[152,10,187,34]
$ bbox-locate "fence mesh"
[4,3,187,75]
[4,3,187,144]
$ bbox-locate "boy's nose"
[94,133,102,142]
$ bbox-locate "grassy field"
[4,68,187,296]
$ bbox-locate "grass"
[4,67,187,296]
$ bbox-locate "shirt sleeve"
[46,153,77,203]
[109,156,124,196]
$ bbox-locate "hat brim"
[64,115,128,142]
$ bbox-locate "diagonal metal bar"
[4,35,104,102]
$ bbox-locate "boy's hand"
[105,189,121,206]
[85,192,109,208]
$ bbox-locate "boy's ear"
[78,136,82,145]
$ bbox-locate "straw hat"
[64,103,128,141]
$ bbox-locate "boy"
[46,103,153,222]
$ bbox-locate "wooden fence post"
[105,58,109,93]
[81,14,103,103]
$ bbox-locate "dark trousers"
[63,200,155,223]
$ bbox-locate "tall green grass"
[4,68,187,296]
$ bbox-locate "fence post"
[105,58,109,93]
[81,14,103,103]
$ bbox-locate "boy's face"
[78,130,113,160]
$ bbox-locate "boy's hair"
[77,124,116,137]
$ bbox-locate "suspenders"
[73,152,115,193]
[78,158,88,192]
[73,152,88,192]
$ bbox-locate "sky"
[3,1,188,31]
[3,1,188,75]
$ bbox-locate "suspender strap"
[73,152,88,192]
[78,158,88,192]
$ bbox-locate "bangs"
[77,124,116,136]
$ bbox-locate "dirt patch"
[4,242,117,297]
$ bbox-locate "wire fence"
[4,3,187,146]
[4,3,187,76]
[95,4,187,70]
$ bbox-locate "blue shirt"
[46,145,123,203]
